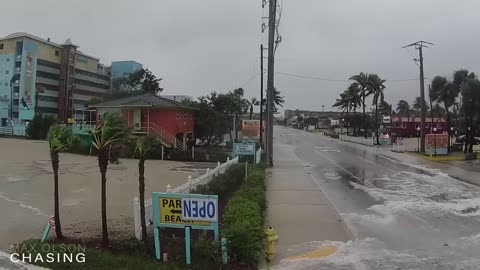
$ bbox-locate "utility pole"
[403,41,433,153]
[260,44,264,144]
[266,0,277,166]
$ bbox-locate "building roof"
[391,116,446,123]
[89,92,198,110]
[1,32,100,61]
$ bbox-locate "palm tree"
[350,73,370,138]
[431,76,460,152]
[413,96,429,114]
[333,91,350,134]
[396,100,410,115]
[247,97,260,120]
[48,125,75,240]
[91,112,127,246]
[367,74,386,144]
[135,134,157,241]
[347,83,362,136]
[262,88,285,114]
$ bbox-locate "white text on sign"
[182,198,218,222]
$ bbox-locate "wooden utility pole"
[403,41,433,153]
[260,44,264,144]
[266,0,277,166]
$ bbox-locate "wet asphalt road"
[273,126,480,270]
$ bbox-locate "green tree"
[134,134,157,241]
[396,100,411,116]
[413,96,429,114]
[26,114,56,139]
[379,100,393,116]
[47,125,75,240]
[431,76,460,151]
[349,73,370,138]
[262,88,285,114]
[460,75,480,153]
[90,112,127,246]
[367,74,386,144]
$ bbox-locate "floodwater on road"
[273,127,480,270]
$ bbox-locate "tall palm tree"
[135,134,157,241]
[413,96,429,114]
[347,83,362,136]
[431,76,460,152]
[367,74,386,144]
[262,88,285,114]
[350,73,370,138]
[333,91,350,133]
[91,112,127,246]
[48,125,75,240]
[396,100,410,115]
[247,97,260,120]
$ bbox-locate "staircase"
[0,126,13,137]
[133,122,186,150]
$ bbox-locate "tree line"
[333,69,480,153]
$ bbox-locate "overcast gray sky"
[2,0,480,114]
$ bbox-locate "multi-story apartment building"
[0,32,110,133]
[110,60,142,79]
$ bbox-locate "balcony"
[14,67,21,74]
[15,55,22,62]
[13,80,20,87]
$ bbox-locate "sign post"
[152,192,219,263]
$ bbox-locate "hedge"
[222,164,266,267]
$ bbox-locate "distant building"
[0,32,111,134]
[110,60,142,79]
[161,95,193,103]
[385,116,447,138]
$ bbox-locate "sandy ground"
[0,138,200,251]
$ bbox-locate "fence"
[133,156,239,240]
[339,135,375,146]
[256,147,263,164]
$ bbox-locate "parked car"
[455,135,480,145]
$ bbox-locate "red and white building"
[90,92,196,150]
[384,116,448,138]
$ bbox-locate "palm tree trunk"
[362,93,367,138]
[346,106,350,136]
[99,151,109,246]
[249,105,253,120]
[138,158,147,241]
[353,108,357,136]
[444,101,451,153]
[50,151,63,240]
[375,101,380,145]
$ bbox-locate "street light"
[433,127,438,156]
[450,127,454,150]
[341,118,345,135]
[416,126,421,152]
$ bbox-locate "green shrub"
[25,114,56,139]
[191,163,245,196]
[222,164,266,267]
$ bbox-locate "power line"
[276,72,426,83]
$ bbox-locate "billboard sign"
[241,120,260,140]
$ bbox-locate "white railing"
[133,156,239,240]
[256,147,263,164]
[139,122,186,150]
[392,143,405,153]
[339,134,374,146]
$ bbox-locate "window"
[6,58,9,62]
[0,44,4,50]
[176,111,180,119]
[55,50,59,57]
[425,123,430,128]
[4,83,7,86]
[5,70,9,75]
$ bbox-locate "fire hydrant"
[265,226,279,262]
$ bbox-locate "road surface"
[272,126,480,270]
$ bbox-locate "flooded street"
[273,127,480,269]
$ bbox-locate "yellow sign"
[159,198,210,226]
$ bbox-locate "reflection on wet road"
[273,126,480,270]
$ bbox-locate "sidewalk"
[264,143,351,266]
